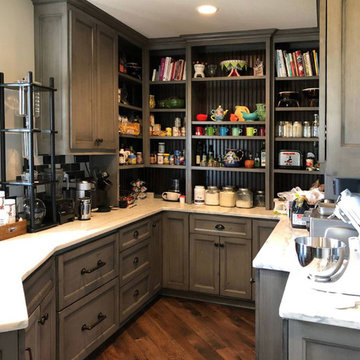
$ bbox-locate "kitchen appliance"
[95,171,112,212]
[76,180,94,199]
[170,179,180,193]
[277,91,300,107]
[78,197,91,220]
[278,150,302,169]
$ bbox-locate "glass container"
[303,121,311,138]
[283,121,293,137]
[220,186,236,207]
[292,121,303,138]
[254,191,265,207]
[194,185,205,205]
[236,188,253,208]
[276,121,285,137]
[23,196,46,226]
[205,186,220,206]
[312,114,319,138]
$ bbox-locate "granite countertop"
[0,198,278,333]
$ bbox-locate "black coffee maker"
[95,171,112,212]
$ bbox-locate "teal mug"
[205,126,215,136]
[219,127,229,136]
[231,127,243,136]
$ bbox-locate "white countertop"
[0,198,277,333]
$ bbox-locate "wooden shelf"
[119,103,142,112]
[192,135,266,140]
[118,72,142,84]
[150,108,186,113]
[150,136,186,140]
[150,80,186,85]
[275,137,319,142]
[191,121,266,126]
[119,164,145,170]
[275,107,319,112]
[192,76,266,82]
[119,133,142,139]
[191,166,266,173]
[148,165,185,169]
[275,76,319,81]
[274,169,323,175]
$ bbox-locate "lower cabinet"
[58,278,119,360]
[150,215,162,294]
[162,212,189,291]
[189,234,252,299]
[0,331,20,360]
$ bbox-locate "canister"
[220,186,236,207]
[194,185,205,205]
[205,186,220,206]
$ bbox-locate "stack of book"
[152,57,186,81]
[276,50,319,77]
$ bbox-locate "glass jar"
[163,153,170,165]
[312,114,319,138]
[158,142,165,153]
[303,121,311,138]
[149,95,155,109]
[220,186,236,207]
[283,121,293,137]
[254,190,265,207]
[236,188,253,208]
[136,152,143,164]
[194,185,205,205]
[157,153,164,165]
[150,153,156,164]
[205,186,220,206]
[276,121,285,137]
[23,196,46,226]
[292,121,303,138]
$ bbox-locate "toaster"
[278,150,303,169]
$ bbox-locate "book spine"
[159,58,165,81]
[289,54,296,77]
[275,50,282,77]
[164,57,172,81]
[313,50,319,76]
[170,61,175,81]
[279,50,287,77]
[295,50,305,77]
[283,51,291,77]
[305,52,313,76]
[151,69,156,82]
[287,53,293,76]
[292,52,298,76]
[182,61,186,80]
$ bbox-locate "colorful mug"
[231,127,242,136]
[205,126,215,136]
[195,126,205,136]
[246,127,257,136]
[219,127,229,136]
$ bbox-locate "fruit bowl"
[196,114,208,121]
[242,112,258,121]
[220,59,248,77]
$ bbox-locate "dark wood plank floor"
[92,297,255,360]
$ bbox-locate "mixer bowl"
[295,237,347,281]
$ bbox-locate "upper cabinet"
[324,0,360,178]
[34,1,117,154]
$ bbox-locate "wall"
[0,0,34,180]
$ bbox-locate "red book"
[289,54,296,77]
[292,52,299,76]
[295,50,305,77]
[159,58,165,81]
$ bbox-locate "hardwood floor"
[91,297,255,360]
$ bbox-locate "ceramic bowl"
[242,112,258,121]
[196,114,208,121]
[166,98,185,109]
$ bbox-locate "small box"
[0,219,27,241]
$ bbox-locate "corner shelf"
[191,166,266,173]
[118,72,142,85]
[273,169,323,175]
[192,135,266,140]
[119,164,145,170]
[119,103,142,112]
[148,164,185,169]
[275,76,319,81]
[192,76,266,82]
[275,107,319,112]
[150,136,186,140]
[119,134,142,139]
[191,121,266,126]
[150,108,186,113]
[275,137,319,142]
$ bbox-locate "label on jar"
[292,213,306,226]
[194,187,205,204]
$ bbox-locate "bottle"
[244,153,254,168]
[254,153,260,168]
[207,145,214,167]
[303,121,311,138]
[291,195,310,229]
[260,142,266,167]
[194,185,205,205]
[312,114,319,138]
[119,148,126,165]
[195,144,201,166]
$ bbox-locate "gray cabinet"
[33,1,118,154]
[162,212,189,291]
[0,331,20,360]
[289,320,360,360]
[324,0,360,178]
[150,215,162,294]
[24,306,41,360]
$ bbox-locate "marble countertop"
[0,198,277,333]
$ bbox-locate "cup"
[219,127,229,136]
[246,127,257,136]
[231,127,242,136]
[258,127,266,136]
[162,192,181,201]
[205,126,215,136]
[195,126,205,136]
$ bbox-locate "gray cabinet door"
[24,306,41,360]
[252,219,278,300]
[69,8,97,150]
[162,212,189,290]
[220,236,251,299]
[0,331,20,360]
[95,23,117,151]
[189,234,219,295]
[150,215,162,294]
[325,0,360,177]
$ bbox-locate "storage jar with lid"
[220,186,236,207]
[283,121,293,137]
[312,114,319,138]
[194,185,205,205]
[158,142,165,153]
[303,121,311,138]
[276,121,285,137]
[236,188,253,208]
[205,186,220,206]
[254,190,265,207]
[292,121,303,138]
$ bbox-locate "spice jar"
[303,121,311,138]
[194,185,205,205]
[205,186,220,206]
[283,121,293,137]
[163,153,170,165]
[157,153,164,165]
[236,188,253,208]
[136,152,143,164]
[292,121,303,138]
[220,186,236,207]
[150,153,156,164]
[254,190,265,207]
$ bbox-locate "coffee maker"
[94,171,112,212]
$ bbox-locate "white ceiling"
[87,0,318,38]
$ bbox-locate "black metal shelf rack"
[0,71,58,232]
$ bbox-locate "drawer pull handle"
[81,312,107,331]
[38,313,49,325]
[133,230,139,238]
[214,243,219,247]
[219,243,224,248]
[133,289,140,297]
[25,347,33,360]
[81,259,106,275]
[133,256,139,265]
[215,224,225,231]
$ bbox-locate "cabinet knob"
[98,138,103,143]
[133,256,139,265]
[133,230,139,239]
[250,278,255,284]
[133,289,140,297]
[219,243,224,248]
[95,138,100,145]
[215,224,225,231]
[38,312,49,325]
[152,223,157,228]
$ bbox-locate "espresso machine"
[76,180,95,220]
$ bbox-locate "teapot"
[223,148,245,167]
[234,106,250,121]
[210,105,228,121]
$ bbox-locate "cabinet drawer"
[119,270,150,323]
[58,232,119,310]
[119,219,151,251]
[58,278,119,360]
[120,238,151,285]
[24,258,55,315]
[190,214,252,239]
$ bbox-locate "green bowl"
[166,98,185,109]
[242,111,259,121]
[158,99,166,108]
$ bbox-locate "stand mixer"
[296,189,360,296]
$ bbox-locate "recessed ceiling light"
[197,5,218,15]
